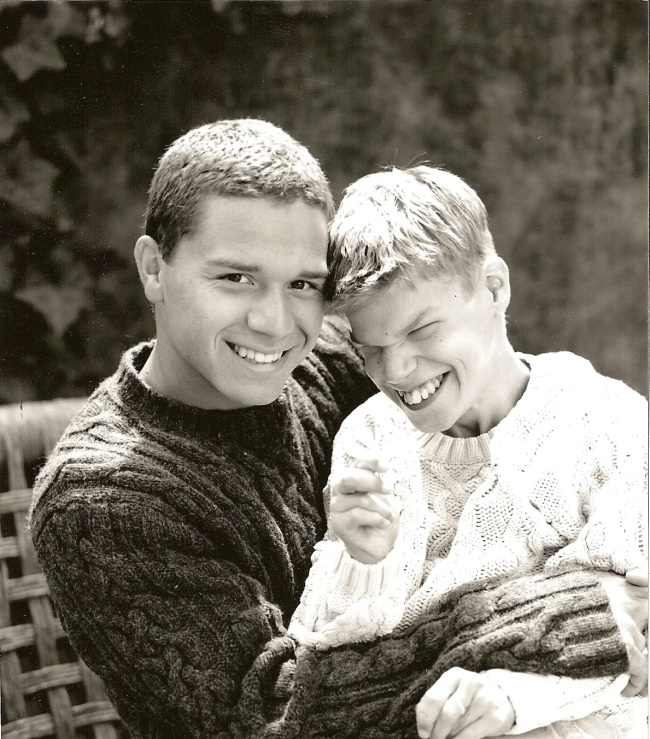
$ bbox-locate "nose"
[380,346,417,386]
[246,288,294,338]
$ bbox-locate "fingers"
[415,668,469,739]
[615,606,648,697]
[353,458,389,474]
[332,465,391,497]
[621,666,648,697]
[626,565,649,588]
[451,711,515,739]
[595,570,648,632]
[415,668,515,739]
[621,636,648,697]
[335,505,397,530]
[330,488,398,521]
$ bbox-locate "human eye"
[219,273,254,285]
[290,279,324,294]
[411,321,437,337]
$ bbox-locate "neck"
[446,345,530,438]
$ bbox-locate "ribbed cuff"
[334,537,404,597]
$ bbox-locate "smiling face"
[346,264,522,437]
[136,196,329,409]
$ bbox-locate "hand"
[329,459,399,564]
[416,667,515,739]
[593,567,648,697]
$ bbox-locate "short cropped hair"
[145,119,334,260]
[326,166,495,312]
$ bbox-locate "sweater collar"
[419,354,537,463]
[111,341,294,447]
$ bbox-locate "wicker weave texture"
[1,399,128,739]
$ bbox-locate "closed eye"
[410,322,437,339]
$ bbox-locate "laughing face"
[346,266,518,437]
[137,196,329,409]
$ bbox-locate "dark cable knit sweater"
[30,317,627,738]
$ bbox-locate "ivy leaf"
[0,89,30,142]
[1,14,66,81]
[47,2,87,41]
[15,284,89,337]
[0,140,59,219]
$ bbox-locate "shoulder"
[523,351,646,409]
[511,351,647,448]
[307,315,366,379]
[30,387,142,525]
[290,315,376,429]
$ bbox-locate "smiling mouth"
[228,342,286,365]
[397,373,448,406]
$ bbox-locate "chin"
[246,385,286,408]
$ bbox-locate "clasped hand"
[329,459,400,564]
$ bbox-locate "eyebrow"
[205,258,328,281]
[205,258,261,272]
[349,309,431,346]
[299,269,329,281]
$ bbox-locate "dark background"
[0,0,647,403]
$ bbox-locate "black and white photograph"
[1,2,647,738]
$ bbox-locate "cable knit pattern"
[288,351,647,734]
[280,570,628,739]
[30,339,631,738]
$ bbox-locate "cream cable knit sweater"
[289,352,648,736]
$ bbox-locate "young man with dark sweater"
[30,119,645,738]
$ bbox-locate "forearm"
[484,671,629,734]
[32,501,628,738]
[279,569,628,739]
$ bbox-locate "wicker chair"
[0,399,128,739]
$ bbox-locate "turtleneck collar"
[110,341,294,450]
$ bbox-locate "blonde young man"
[289,166,648,739]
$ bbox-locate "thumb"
[626,566,649,588]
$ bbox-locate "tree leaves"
[0,140,59,220]
[0,87,30,143]
[0,5,82,81]
[15,283,89,337]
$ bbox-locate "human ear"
[483,255,511,313]
[134,236,165,304]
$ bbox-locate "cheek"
[299,302,326,337]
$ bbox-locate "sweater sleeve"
[269,569,629,739]
[287,537,410,648]
[32,486,628,739]
[288,402,428,649]
[545,383,648,574]
[31,484,297,738]
[483,671,629,734]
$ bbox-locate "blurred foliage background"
[0,0,647,403]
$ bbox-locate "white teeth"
[232,344,282,364]
[399,374,446,406]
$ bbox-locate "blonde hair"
[326,166,495,312]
